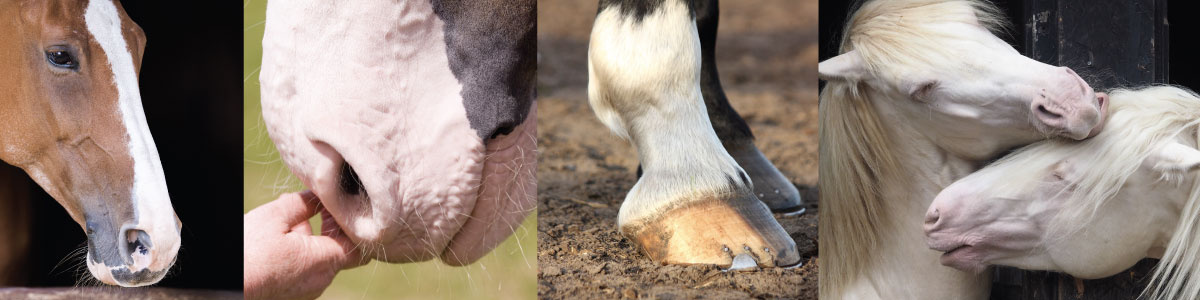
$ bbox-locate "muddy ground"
[536,1,820,298]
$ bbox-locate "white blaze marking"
[84,0,179,278]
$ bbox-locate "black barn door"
[990,0,1169,299]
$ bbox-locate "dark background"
[24,1,241,290]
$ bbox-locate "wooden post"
[1024,0,1168,88]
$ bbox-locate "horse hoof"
[728,143,804,212]
[621,193,800,267]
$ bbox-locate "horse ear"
[819,50,867,81]
[1148,142,1200,174]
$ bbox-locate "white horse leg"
[588,0,798,267]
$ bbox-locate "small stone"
[622,288,637,299]
[587,262,607,274]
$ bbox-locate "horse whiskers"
[70,257,101,288]
[509,221,534,270]
[50,243,89,277]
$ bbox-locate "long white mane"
[978,86,1200,300]
[818,0,1009,294]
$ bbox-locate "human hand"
[243,191,366,300]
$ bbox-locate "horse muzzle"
[84,220,180,287]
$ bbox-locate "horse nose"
[1033,67,1102,139]
[1032,99,1066,129]
[122,228,153,264]
[311,140,368,199]
[924,208,941,233]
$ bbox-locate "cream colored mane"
[975,86,1200,300]
[818,0,1010,294]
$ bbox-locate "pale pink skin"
[818,3,1107,298]
[925,138,1199,278]
[259,0,535,266]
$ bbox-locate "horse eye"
[910,81,938,101]
[45,48,78,69]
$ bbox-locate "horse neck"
[0,25,39,168]
[821,85,991,299]
[1146,133,1200,300]
[877,95,993,297]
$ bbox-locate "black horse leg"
[696,0,804,211]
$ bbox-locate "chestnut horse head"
[0,0,179,286]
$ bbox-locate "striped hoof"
[621,193,799,267]
[728,143,804,212]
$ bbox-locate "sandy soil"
[536,0,820,298]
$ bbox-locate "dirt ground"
[536,1,820,298]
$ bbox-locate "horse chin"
[939,245,990,274]
[84,252,170,287]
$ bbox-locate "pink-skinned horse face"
[260,0,535,265]
[819,2,1107,158]
[924,139,1200,278]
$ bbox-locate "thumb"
[252,191,323,230]
[303,233,361,271]
[320,207,368,269]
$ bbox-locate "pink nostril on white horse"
[924,208,940,232]
[1035,103,1065,123]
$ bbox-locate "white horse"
[926,86,1200,300]
[818,0,1107,298]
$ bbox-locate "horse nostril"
[339,161,366,197]
[489,124,517,140]
[1036,104,1063,120]
[924,209,940,228]
[124,229,152,258]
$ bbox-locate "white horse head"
[820,0,1107,156]
[819,1,1107,297]
[925,86,1200,300]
